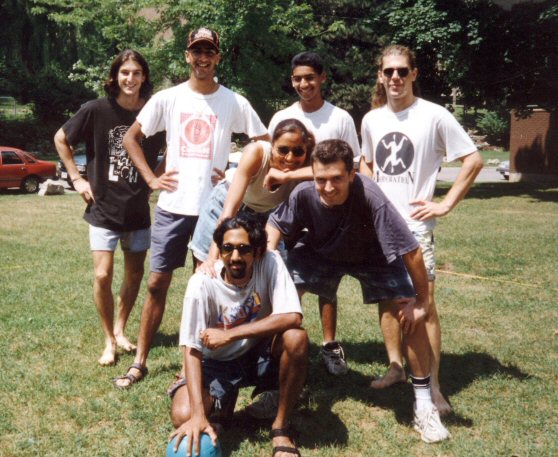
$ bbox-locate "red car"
[0,146,57,193]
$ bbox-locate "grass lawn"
[1,181,557,456]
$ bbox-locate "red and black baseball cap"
[188,28,220,52]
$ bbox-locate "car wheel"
[21,176,40,193]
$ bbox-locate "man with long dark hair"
[54,50,165,366]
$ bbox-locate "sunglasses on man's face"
[382,67,410,78]
[220,243,254,256]
[276,145,306,157]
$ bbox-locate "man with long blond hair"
[360,44,483,424]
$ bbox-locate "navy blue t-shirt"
[268,174,418,265]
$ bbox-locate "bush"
[477,110,509,146]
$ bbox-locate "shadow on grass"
[435,181,558,202]
[219,340,531,454]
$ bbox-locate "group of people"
[55,26,483,456]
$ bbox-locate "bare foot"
[115,334,137,353]
[370,362,406,389]
[98,342,117,366]
[432,388,452,416]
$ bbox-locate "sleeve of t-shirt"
[340,111,361,157]
[436,109,477,163]
[179,274,213,351]
[373,203,420,263]
[267,112,280,138]
[232,95,267,138]
[62,101,94,146]
[360,114,374,164]
[267,189,304,238]
[264,251,303,316]
[137,92,167,138]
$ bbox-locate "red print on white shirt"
[179,113,217,160]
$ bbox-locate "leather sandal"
[270,427,301,456]
[113,362,148,389]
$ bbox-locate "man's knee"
[170,388,190,428]
[94,268,113,289]
[281,328,309,359]
[147,272,172,299]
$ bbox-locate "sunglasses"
[220,243,253,256]
[189,47,218,57]
[382,67,410,78]
[276,146,306,157]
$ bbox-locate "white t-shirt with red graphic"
[361,98,476,231]
[137,82,267,215]
[179,250,302,361]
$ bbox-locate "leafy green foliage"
[477,110,509,146]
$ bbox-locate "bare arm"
[360,157,374,179]
[252,133,270,142]
[198,143,264,276]
[123,121,178,191]
[200,312,302,350]
[398,247,430,334]
[169,347,217,454]
[410,151,483,221]
[262,165,314,191]
[53,128,94,204]
[265,223,283,251]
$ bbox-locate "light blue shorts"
[189,181,271,262]
[189,180,229,262]
[89,225,150,252]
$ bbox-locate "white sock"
[411,375,433,411]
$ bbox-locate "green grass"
[1,181,557,456]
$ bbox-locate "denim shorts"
[189,180,272,262]
[149,206,198,273]
[172,340,278,410]
[189,180,229,262]
[412,229,436,281]
[286,245,415,303]
[89,225,150,252]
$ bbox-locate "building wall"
[509,109,558,180]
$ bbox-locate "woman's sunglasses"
[276,146,306,157]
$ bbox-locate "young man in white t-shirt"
[115,28,269,388]
[169,216,307,457]
[268,51,361,376]
[360,44,483,416]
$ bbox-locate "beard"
[228,261,247,280]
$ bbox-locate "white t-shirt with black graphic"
[361,98,476,231]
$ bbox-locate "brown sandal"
[270,427,301,456]
[113,363,148,389]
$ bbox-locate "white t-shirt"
[361,98,476,231]
[137,82,267,215]
[268,101,361,158]
[179,250,302,361]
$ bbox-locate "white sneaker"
[413,403,451,443]
[245,390,279,419]
[321,341,348,375]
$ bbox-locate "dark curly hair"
[104,49,153,100]
[312,139,354,173]
[213,215,268,255]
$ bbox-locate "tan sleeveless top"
[241,141,299,213]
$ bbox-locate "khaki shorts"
[412,229,436,281]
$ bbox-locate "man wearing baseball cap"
[115,27,269,388]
